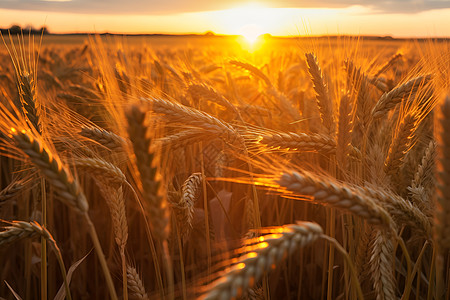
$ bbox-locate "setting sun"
[239,24,264,43]
[212,3,286,37]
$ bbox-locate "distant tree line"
[0,25,49,35]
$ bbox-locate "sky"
[0,0,449,37]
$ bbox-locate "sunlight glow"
[236,262,246,270]
[257,242,269,249]
[213,3,284,36]
[239,24,263,44]
[265,233,283,240]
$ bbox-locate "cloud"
[276,0,450,13]
[0,0,448,15]
[0,0,238,14]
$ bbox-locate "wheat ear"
[1,220,72,299]
[228,60,302,121]
[126,104,169,242]
[265,87,303,122]
[57,92,88,104]
[188,83,241,118]
[252,130,336,154]
[366,143,388,186]
[0,220,42,245]
[336,94,354,169]
[98,183,129,300]
[367,76,389,93]
[169,173,202,240]
[68,84,100,100]
[373,52,402,78]
[229,60,272,87]
[126,104,174,296]
[0,220,62,252]
[384,112,417,177]
[0,179,24,204]
[73,157,127,186]
[142,97,244,147]
[306,53,335,135]
[80,126,125,151]
[99,185,128,250]
[371,75,432,120]
[40,68,63,89]
[200,222,323,300]
[127,265,149,300]
[361,184,431,236]
[349,61,373,148]
[369,230,396,300]
[408,140,436,215]
[157,129,215,150]
[12,129,88,213]
[275,170,394,227]
[17,71,42,134]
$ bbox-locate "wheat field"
[0,34,449,299]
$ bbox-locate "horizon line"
[1,29,449,40]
